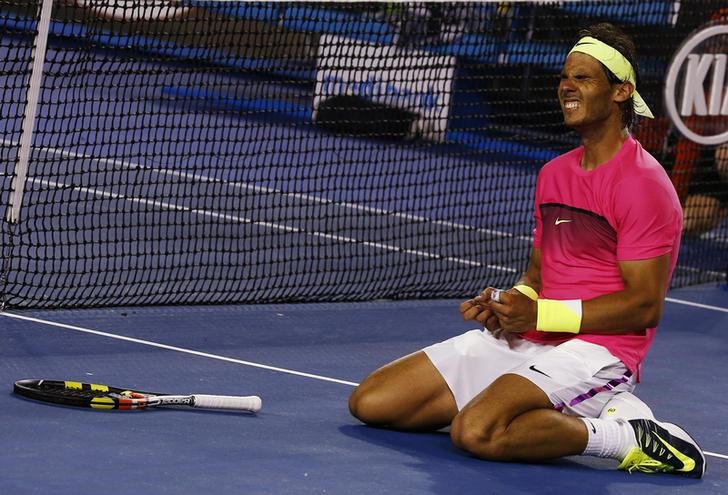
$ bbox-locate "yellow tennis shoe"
[619,419,706,478]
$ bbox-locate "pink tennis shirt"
[522,135,683,378]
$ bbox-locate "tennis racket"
[14,379,262,413]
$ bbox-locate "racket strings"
[38,383,138,400]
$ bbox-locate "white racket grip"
[191,394,262,412]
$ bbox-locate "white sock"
[581,417,638,460]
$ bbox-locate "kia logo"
[665,24,728,145]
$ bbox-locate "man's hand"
[459,287,503,334]
[488,288,537,334]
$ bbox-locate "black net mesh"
[1,1,726,309]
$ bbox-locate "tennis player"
[349,23,705,478]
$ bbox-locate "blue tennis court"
[1,284,727,494]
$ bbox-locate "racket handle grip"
[192,394,262,412]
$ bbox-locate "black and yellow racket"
[14,379,262,413]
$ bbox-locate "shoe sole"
[660,421,707,479]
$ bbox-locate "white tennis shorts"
[423,329,636,417]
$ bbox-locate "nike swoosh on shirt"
[554,218,573,225]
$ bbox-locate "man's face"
[558,52,619,131]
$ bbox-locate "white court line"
[665,297,728,313]
[0,311,358,387]
[0,138,533,243]
[1,137,521,273]
[30,176,513,271]
[2,300,728,461]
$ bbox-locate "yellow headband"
[568,36,654,119]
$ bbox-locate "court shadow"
[338,424,704,494]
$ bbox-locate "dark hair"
[576,23,638,130]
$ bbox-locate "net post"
[4,0,54,224]
[0,220,13,311]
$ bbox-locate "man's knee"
[349,351,458,430]
[348,380,393,426]
[450,411,508,460]
[348,385,374,423]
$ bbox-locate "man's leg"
[450,373,589,461]
[349,351,458,431]
[450,375,706,478]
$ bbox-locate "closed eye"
[560,73,591,81]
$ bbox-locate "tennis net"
[1,0,726,309]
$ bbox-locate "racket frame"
[13,379,261,412]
